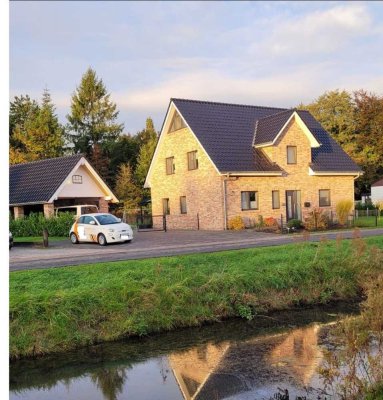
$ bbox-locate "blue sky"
[9,1,383,134]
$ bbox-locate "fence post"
[197,213,200,230]
[163,215,167,232]
[376,208,378,227]
[43,228,49,248]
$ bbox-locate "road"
[9,228,383,271]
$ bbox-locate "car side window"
[77,216,85,224]
[83,216,96,225]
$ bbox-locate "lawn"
[14,236,67,243]
[354,216,383,228]
[10,235,383,359]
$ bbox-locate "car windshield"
[94,214,120,225]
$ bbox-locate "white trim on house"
[224,171,283,177]
[254,111,321,149]
[47,157,118,203]
[308,167,362,177]
[144,101,221,188]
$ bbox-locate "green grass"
[354,216,383,228]
[14,236,67,243]
[9,235,383,359]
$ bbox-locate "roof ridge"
[256,108,295,122]
[171,97,288,111]
[10,153,83,168]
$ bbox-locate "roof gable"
[9,154,117,205]
[149,98,362,176]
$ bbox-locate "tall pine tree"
[67,67,123,156]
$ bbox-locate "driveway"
[9,228,383,271]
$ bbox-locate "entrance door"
[286,190,301,220]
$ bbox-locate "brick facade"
[43,203,55,218]
[149,118,355,230]
[98,197,109,213]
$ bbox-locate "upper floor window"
[72,175,82,184]
[166,157,175,175]
[180,196,187,214]
[169,111,186,133]
[241,191,258,210]
[187,151,198,170]
[319,189,331,207]
[287,146,297,164]
[272,190,280,209]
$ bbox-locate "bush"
[10,212,75,237]
[336,199,353,225]
[264,217,278,227]
[228,216,245,230]
[287,219,302,230]
[304,208,329,231]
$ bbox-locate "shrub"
[336,199,353,225]
[287,219,302,230]
[264,217,278,227]
[228,216,245,230]
[375,201,383,218]
[10,212,75,237]
[304,208,329,231]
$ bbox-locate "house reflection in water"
[169,324,323,400]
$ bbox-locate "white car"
[69,213,134,246]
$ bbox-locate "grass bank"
[10,234,383,359]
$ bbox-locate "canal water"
[10,303,357,400]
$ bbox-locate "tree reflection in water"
[90,367,127,400]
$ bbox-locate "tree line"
[9,68,383,208]
[300,89,383,197]
[9,68,157,212]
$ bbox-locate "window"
[169,111,186,133]
[166,157,175,175]
[72,175,82,184]
[180,196,187,214]
[241,191,258,210]
[272,190,280,209]
[319,190,331,207]
[187,151,198,170]
[83,216,97,225]
[162,198,170,215]
[287,146,297,164]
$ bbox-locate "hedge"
[9,212,74,237]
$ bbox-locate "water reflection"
[10,304,357,400]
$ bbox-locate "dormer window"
[287,146,297,164]
[169,111,186,133]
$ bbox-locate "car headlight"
[108,229,115,233]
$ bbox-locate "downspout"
[223,174,229,230]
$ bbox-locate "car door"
[83,216,99,242]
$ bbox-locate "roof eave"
[222,171,283,177]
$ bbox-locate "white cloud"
[264,3,372,55]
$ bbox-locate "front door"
[286,190,301,220]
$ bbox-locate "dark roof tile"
[10,154,83,205]
[171,99,361,173]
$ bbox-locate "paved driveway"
[9,228,383,271]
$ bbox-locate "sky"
[9,1,383,133]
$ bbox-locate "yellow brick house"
[145,99,362,230]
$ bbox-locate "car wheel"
[70,232,79,244]
[98,233,107,246]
